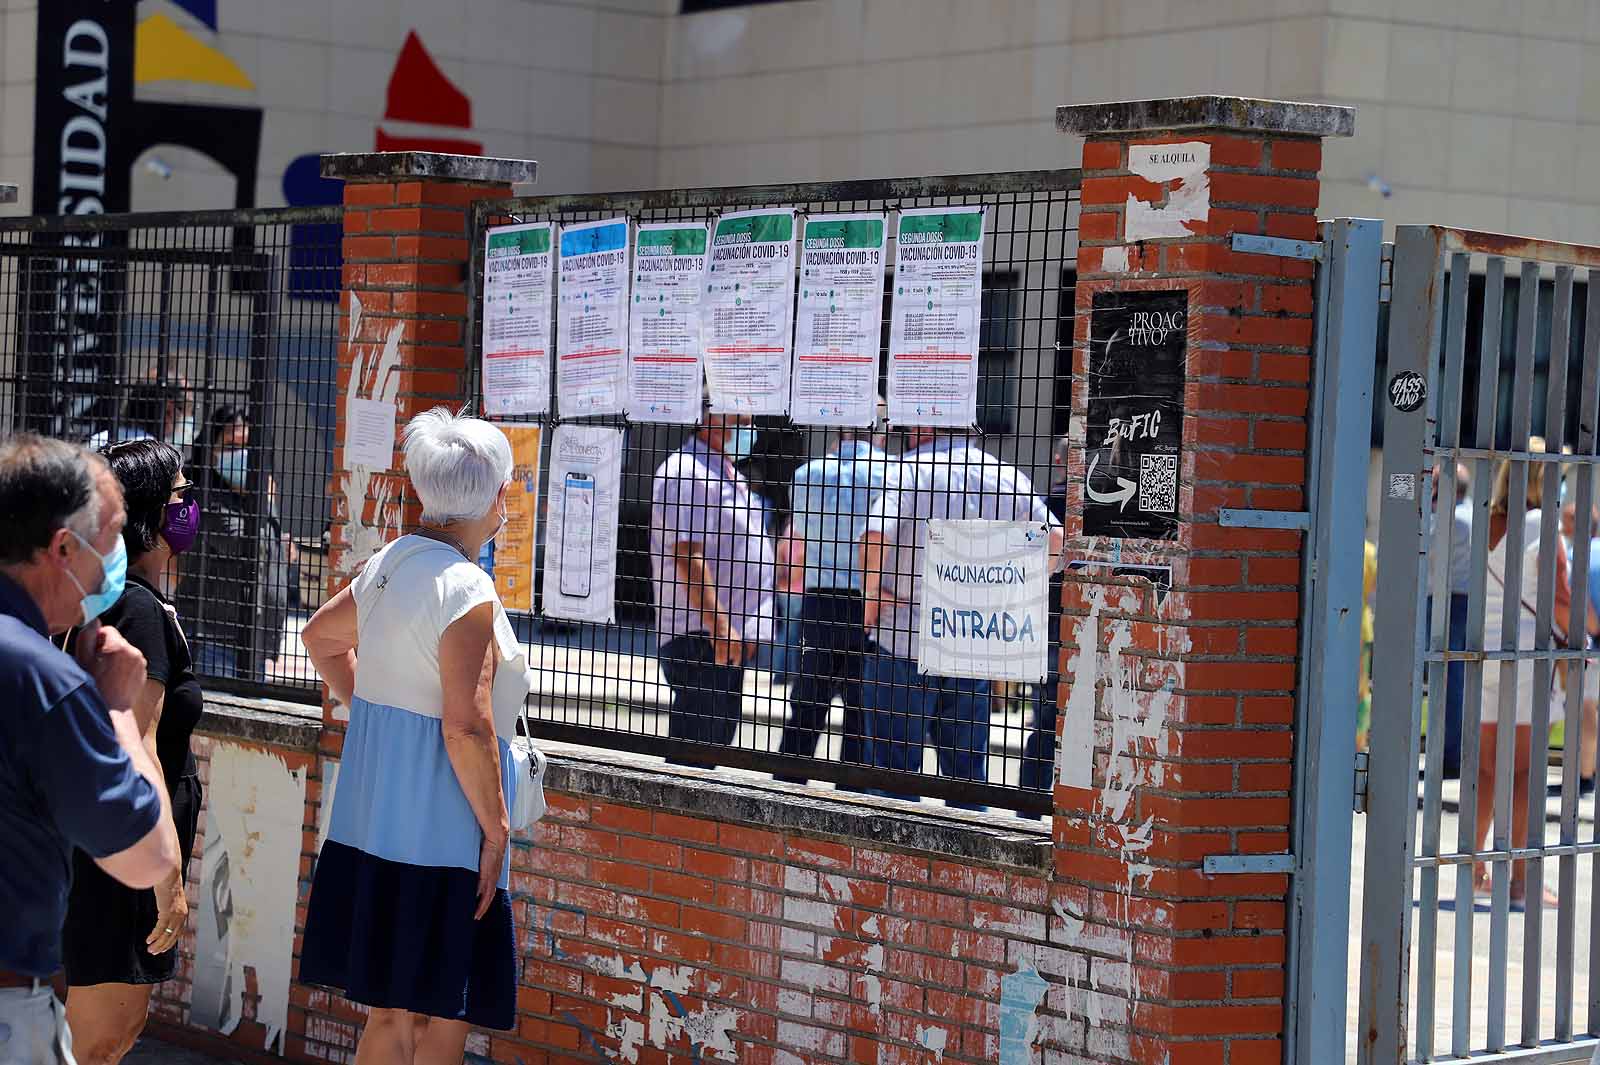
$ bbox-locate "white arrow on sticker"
[1086,454,1136,510]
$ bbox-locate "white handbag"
[509,696,548,831]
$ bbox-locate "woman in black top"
[62,439,205,1064]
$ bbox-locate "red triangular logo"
[384,30,471,129]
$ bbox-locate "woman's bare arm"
[439,602,508,919]
[301,586,358,707]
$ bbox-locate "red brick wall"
[152,731,1073,1065]
[1050,131,1323,1065]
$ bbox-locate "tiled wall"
[7,1,1600,242]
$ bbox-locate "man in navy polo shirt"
[0,434,179,1064]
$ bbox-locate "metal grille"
[0,206,341,703]
[468,172,1080,813]
[1362,226,1600,1063]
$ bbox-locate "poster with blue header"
[557,216,631,416]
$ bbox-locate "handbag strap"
[1487,556,1569,645]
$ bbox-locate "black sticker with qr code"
[1084,290,1186,540]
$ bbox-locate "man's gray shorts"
[0,983,75,1065]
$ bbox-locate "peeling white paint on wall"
[999,964,1050,1064]
[915,1024,949,1059]
[860,913,885,1014]
[585,954,740,1060]
[192,743,306,1055]
[314,759,339,856]
[340,293,405,574]
[1056,585,1103,788]
[1125,141,1211,241]
[1100,245,1132,274]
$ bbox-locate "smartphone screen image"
[559,472,596,598]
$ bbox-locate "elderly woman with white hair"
[297,408,529,1062]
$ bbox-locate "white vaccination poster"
[481,222,553,416]
[917,519,1049,683]
[702,207,796,416]
[792,212,887,428]
[887,206,986,428]
[627,222,709,424]
[542,424,623,624]
[556,217,630,417]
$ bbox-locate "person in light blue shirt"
[774,416,897,782]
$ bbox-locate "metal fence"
[468,171,1080,814]
[0,205,342,703]
[1362,226,1600,1064]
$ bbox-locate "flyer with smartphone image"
[542,424,623,623]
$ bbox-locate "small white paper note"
[346,398,397,469]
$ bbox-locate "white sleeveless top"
[1482,511,1566,727]
[351,535,531,741]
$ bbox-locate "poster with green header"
[702,207,796,416]
[627,222,709,424]
[887,206,986,428]
[482,222,554,416]
[792,213,887,428]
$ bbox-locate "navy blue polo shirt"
[0,573,161,977]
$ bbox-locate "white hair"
[401,408,513,523]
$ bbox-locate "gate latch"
[1202,853,1294,875]
[1353,749,1369,813]
[1229,232,1324,261]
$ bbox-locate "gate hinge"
[1230,232,1324,261]
[1203,853,1294,875]
[1353,750,1370,813]
[1218,507,1311,531]
[1380,243,1394,304]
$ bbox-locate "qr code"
[1139,454,1178,513]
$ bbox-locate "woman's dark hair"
[191,404,249,475]
[102,438,182,559]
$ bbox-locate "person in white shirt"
[859,428,1062,805]
[649,396,775,758]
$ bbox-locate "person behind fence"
[0,434,180,1065]
[1478,447,1579,910]
[177,406,291,682]
[649,391,775,759]
[60,440,206,1065]
[859,426,1063,803]
[1562,491,1600,798]
[297,408,529,1061]
[87,379,195,454]
[1429,461,1473,779]
[773,406,895,782]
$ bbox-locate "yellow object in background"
[494,425,542,612]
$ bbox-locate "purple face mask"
[161,498,201,554]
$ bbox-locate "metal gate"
[1359,226,1600,1064]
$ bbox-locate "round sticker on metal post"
[1388,370,1427,412]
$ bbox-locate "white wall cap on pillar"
[0,185,17,205]
[319,152,539,185]
[1057,96,1355,139]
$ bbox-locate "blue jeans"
[861,654,990,806]
[660,634,745,759]
[1427,594,1470,777]
[0,983,76,1065]
[192,640,240,679]
[776,590,870,779]
[1020,673,1060,794]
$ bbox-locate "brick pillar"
[1049,98,1353,1065]
[317,151,537,753]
